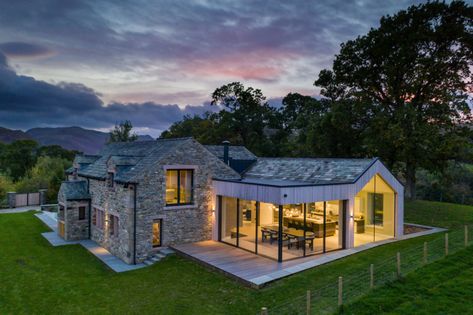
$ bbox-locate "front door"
[152,219,162,247]
[58,221,65,238]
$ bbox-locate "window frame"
[152,219,162,247]
[165,169,194,206]
[78,206,86,221]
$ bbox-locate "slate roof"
[204,145,257,160]
[61,181,90,200]
[78,138,192,183]
[235,157,378,186]
[76,155,100,164]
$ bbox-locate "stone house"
[58,137,404,265]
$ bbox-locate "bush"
[15,156,71,203]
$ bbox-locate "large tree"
[108,120,138,143]
[210,82,277,155]
[0,140,39,181]
[315,1,473,199]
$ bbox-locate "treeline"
[0,140,76,206]
[161,1,473,202]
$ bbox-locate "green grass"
[342,246,473,315]
[2,201,473,314]
[405,200,473,228]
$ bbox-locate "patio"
[172,223,446,288]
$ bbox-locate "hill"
[0,126,153,154]
[0,127,33,143]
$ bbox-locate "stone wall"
[89,178,135,264]
[133,139,240,262]
[64,200,89,240]
[57,184,89,241]
[58,139,240,264]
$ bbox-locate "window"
[78,206,86,220]
[110,214,119,237]
[93,208,105,230]
[107,172,114,188]
[165,169,193,206]
[152,219,162,247]
[368,193,384,226]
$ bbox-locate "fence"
[259,225,472,315]
[7,190,47,208]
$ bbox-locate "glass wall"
[219,196,345,261]
[354,174,396,246]
[257,202,280,260]
[221,197,238,246]
[237,199,257,253]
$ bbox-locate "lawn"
[1,201,472,314]
[342,245,473,315]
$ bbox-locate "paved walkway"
[173,224,447,287]
[35,211,146,273]
[0,206,39,214]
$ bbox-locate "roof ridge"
[155,137,193,142]
[256,157,377,161]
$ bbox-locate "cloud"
[0,42,55,59]
[0,53,215,137]
[0,0,426,105]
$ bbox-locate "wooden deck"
[172,240,354,287]
[172,228,444,288]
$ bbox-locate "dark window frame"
[152,219,163,247]
[165,169,194,206]
[78,206,86,221]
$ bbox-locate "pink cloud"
[183,49,301,81]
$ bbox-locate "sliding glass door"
[219,195,346,262]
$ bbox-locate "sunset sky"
[0,0,426,137]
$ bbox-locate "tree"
[0,140,39,181]
[160,113,220,144]
[211,82,277,155]
[15,156,71,202]
[108,120,138,143]
[315,1,473,199]
[37,145,78,161]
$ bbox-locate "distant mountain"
[0,126,153,154]
[0,127,33,143]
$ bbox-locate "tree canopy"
[315,0,473,198]
[109,120,138,143]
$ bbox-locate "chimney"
[222,140,230,165]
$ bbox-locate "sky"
[0,0,428,137]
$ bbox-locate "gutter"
[87,178,91,239]
[133,183,137,265]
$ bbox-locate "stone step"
[150,256,161,262]
[143,260,154,266]
[160,248,175,255]
[155,252,166,259]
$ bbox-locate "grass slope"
[1,200,473,314]
[342,246,473,315]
